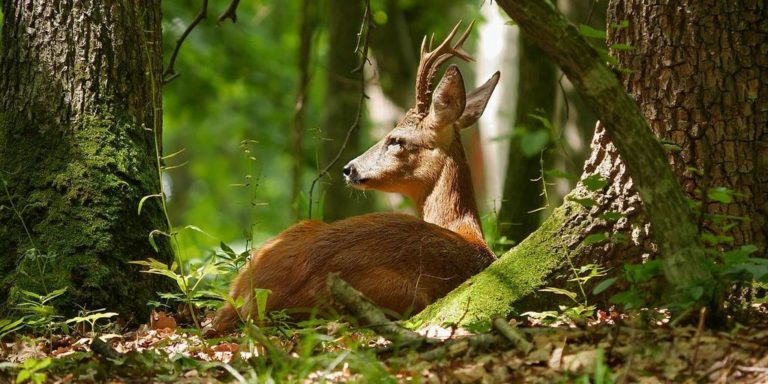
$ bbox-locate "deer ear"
[425,65,466,130]
[456,71,500,129]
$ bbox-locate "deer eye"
[386,137,405,150]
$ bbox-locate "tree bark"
[0,1,173,318]
[607,0,767,251]
[412,0,768,327]
[318,0,374,221]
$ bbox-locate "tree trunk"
[291,0,317,220]
[414,0,766,327]
[0,1,173,318]
[318,0,374,221]
[607,0,767,251]
[498,35,557,244]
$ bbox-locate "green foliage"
[130,256,224,316]
[605,185,765,316]
[64,309,118,336]
[14,288,67,334]
[15,358,51,384]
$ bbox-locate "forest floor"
[1,305,768,383]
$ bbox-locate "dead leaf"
[150,310,177,331]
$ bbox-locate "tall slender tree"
[498,36,557,244]
[318,0,374,221]
[0,1,173,317]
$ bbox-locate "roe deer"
[214,22,500,332]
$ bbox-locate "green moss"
[408,202,585,329]
[0,110,173,318]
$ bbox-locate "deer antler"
[415,21,475,115]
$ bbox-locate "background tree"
[497,36,557,244]
[0,1,173,316]
[416,0,766,327]
[317,0,374,221]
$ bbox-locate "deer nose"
[342,163,355,178]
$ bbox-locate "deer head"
[343,22,500,213]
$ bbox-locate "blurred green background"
[159,0,601,258]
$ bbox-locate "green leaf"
[16,370,31,383]
[220,242,237,258]
[584,233,608,246]
[520,130,550,157]
[689,286,705,300]
[545,169,578,181]
[579,24,606,39]
[582,175,608,192]
[722,244,758,265]
[570,197,596,208]
[611,20,630,29]
[611,233,628,245]
[610,43,634,51]
[660,141,682,152]
[539,287,578,302]
[528,113,555,132]
[592,277,618,295]
[138,194,162,215]
[253,288,272,321]
[65,312,118,325]
[183,225,213,238]
[600,212,624,221]
[708,187,734,204]
[701,232,734,246]
[147,230,170,252]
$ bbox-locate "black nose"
[342,163,354,177]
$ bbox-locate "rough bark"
[607,0,768,252]
[413,0,768,327]
[498,36,557,244]
[0,1,173,317]
[318,0,374,221]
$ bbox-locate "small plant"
[14,288,67,335]
[15,357,51,384]
[130,257,223,328]
[64,309,118,336]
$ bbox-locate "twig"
[689,306,708,375]
[492,318,533,353]
[218,0,241,24]
[327,274,425,347]
[164,0,209,84]
[307,0,373,219]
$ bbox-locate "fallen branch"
[327,274,531,362]
[492,318,533,354]
[326,273,425,347]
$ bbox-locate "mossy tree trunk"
[318,0,374,221]
[0,1,173,318]
[415,0,766,327]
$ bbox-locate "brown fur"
[214,36,501,332]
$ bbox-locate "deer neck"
[416,139,486,248]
